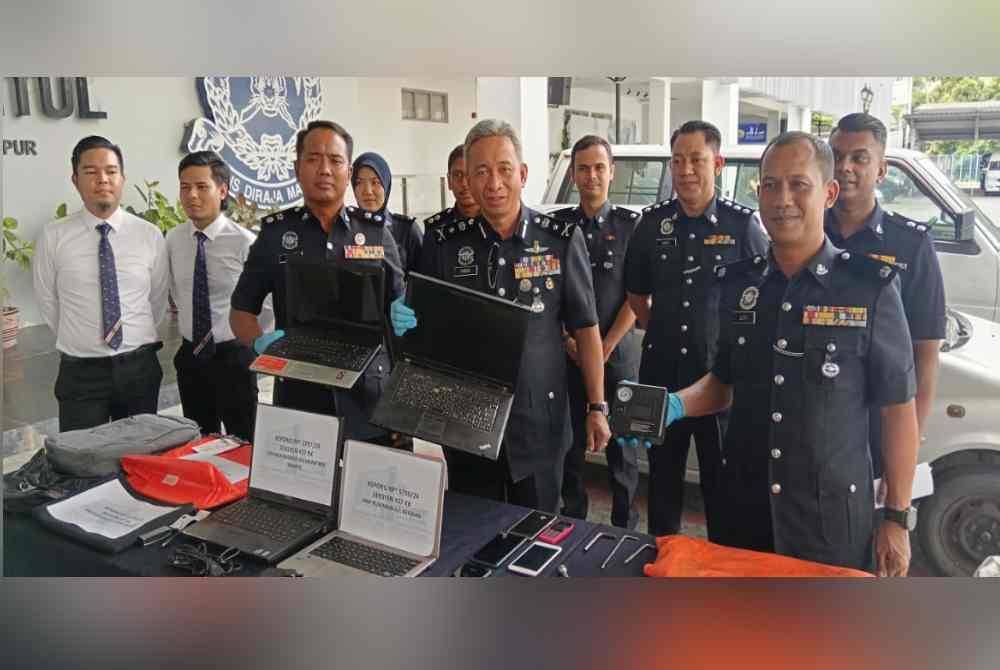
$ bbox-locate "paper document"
[874,462,934,509]
[191,437,243,456]
[181,451,250,483]
[47,479,181,539]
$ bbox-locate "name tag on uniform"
[704,234,736,246]
[802,305,868,327]
[344,245,384,260]
[733,310,756,324]
[656,237,678,247]
[453,265,478,279]
[514,254,561,279]
[868,253,908,270]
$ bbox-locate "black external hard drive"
[611,381,668,446]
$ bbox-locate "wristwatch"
[586,402,610,417]
[883,505,918,531]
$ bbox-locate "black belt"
[181,338,245,353]
[59,341,163,364]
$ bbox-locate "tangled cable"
[168,542,243,576]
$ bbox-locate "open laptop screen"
[402,272,531,389]
[285,260,384,330]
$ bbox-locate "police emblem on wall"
[181,77,323,208]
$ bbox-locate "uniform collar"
[298,204,353,229]
[825,202,885,240]
[477,204,531,243]
[677,196,720,227]
[190,213,227,241]
[81,206,124,232]
[764,236,839,289]
[573,200,612,227]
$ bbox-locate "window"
[559,158,666,206]
[402,88,448,123]
[718,162,760,210]
[879,164,957,242]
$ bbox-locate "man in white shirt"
[166,151,260,440]
[33,135,169,431]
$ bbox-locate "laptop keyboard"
[311,536,421,576]
[393,368,500,432]
[268,335,371,371]
[212,499,321,543]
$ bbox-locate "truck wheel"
[917,466,1000,576]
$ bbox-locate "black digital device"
[611,381,669,446]
[472,533,527,567]
[506,510,557,539]
[457,562,493,578]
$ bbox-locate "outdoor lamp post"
[608,76,626,143]
[861,84,874,114]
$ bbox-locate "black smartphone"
[472,533,527,567]
[506,510,557,539]
[457,562,493,578]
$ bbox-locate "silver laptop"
[278,440,446,577]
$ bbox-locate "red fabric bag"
[121,436,252,510]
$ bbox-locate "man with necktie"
[166,151,262,440]
[33,136,169,431]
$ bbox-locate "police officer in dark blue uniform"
[551,135,642,528]
[394,120,611,513]
[351,151,424,273]
[645,132,919,575]
[230,120,404,442]
[624,120,768,538]
[826,113,946,481]
[423,144,481,234]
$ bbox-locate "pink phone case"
[537,521,574,545]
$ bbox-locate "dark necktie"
[96,222,123,350]
[192,231,215,359]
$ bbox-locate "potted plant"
[1,216,34,349]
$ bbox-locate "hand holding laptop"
[391,297,417,336]
[254,330,285,354]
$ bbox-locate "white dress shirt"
[166,214,262,345]
[33,207,169,357]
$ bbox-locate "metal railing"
[928,154,983,189]
[389,174,448,224]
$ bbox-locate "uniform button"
[687,255,695,262]
[587,233,593,240]
[680,347,688,355]
[680,324,688,332]
[774,374,784,385]
[689,233,696,240]
[715,254,722,261]
[781,302,792,311]
[498,288,506,297]
[826,342,837,353]
[737,336,746,345]
[548,391,555,399]
[771,483,782,494]
[647,343,653,350]
[772,412,783,423]
[682,301,690,308]
[721,458,727,466]
[498,258,506,266]
[771,448,781,459]
[607,250,613,256]
[685,278,693,285]
[661,254,667,260]
[378,365,383,372]
[849,484,857,493]
[777,338,788,350]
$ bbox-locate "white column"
[647,77,671,146]
[475,77,550,206]
[701,79,740,146]
[783,104,810,132]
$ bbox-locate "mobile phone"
[506,510,557,539]
[507,541,563,577]
[456,562,493,578]
[537,519,574,545]
[472,533,527,567]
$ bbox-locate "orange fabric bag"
[121,436,252,510]
[642,535,874,578]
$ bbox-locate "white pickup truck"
[542,144,1000,576]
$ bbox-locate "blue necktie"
[96,223,123,350]
[192,231,215,359]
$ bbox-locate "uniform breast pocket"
[803,329,865,393]
[654,245,683,282]
[729,329,753,381]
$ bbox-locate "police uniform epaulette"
[424,207,453,226]
[261,205,304,225]
[714,254,766,281]
[394,213,416,224]
[532,213,577,238]
[347,205,388,226]
[837,249,898,284]
[883,209,931,235]
[609,204,640,221]
[433,217,478,242]
[641,197,676,215]
[717,198,755,216]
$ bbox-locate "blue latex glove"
[254,329,285,355]
[615,392,685,450]
[390,297,418,337]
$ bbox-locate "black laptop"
[250,260,385,388]
[372,272,532,460]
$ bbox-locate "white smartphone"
[507,541,562,577]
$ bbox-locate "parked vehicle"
[543,145,1000,575]
[983,157,1000,195]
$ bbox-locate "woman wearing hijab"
[352,152,423,273]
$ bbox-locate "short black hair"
[295,120,354,162]
[71,135,123,175]
[570,135,614,169]
[761,131,835,182]
[831,112,888,149]
[447,144,465,171]
[670,120,722,154]
[179,151,231,210]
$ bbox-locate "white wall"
[0,76,482,326]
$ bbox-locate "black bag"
[3,450,102,515]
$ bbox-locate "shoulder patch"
[718,199,754,217]
[838,249,898,284]
[535,214,577,239]
[715,254,765,281]
[883,210,931,236]
[434,218,478,243]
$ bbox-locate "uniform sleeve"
[710,285,734,384]
[380,228,404,301]
[416,230,445,279]
[230,227,274,315]
[31,223,59,332]
[624,216,654,295]
[407,220,424,273]
[867,276,917,407]
[744,213,770,257]
[901,235,947,341]
[562,227,599,331]
[148,231,170,326]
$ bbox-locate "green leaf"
[55,203,68,219]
